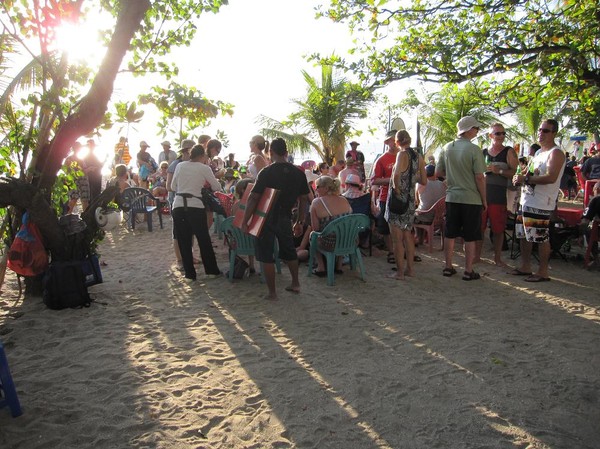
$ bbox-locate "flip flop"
[312,269,327,278]
[285,285,300,294]
[508,268,532,276]
[524,275,551,282]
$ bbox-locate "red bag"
[214,192,234,217]
[7,213,49,276]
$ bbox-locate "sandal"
[312,269,327,278]
[462,271,481,281]
[442,267,457,277]
[524,274,551,282]
[387,252,396,264]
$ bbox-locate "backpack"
[43,260,92,310]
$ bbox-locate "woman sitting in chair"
[310,175,353,277]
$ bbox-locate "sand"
[1,216,599,449]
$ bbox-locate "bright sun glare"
[54,23,103,64]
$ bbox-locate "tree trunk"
[35,0,151,193]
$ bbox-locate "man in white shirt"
[511,119,566,282]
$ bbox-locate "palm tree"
[416,82,501,157]
[258,63,373,165]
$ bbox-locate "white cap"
[456,116,483,135]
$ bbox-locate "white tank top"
[521,146,565,210]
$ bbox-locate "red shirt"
[372,151,397,202]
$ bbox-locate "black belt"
[176,193,202,211]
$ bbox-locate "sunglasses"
[538,128,553,134]
[493,131,506,136]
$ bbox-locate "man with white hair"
[436,116,487,280]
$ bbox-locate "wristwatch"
[499,169,504,175]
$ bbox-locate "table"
[556,207,582,227]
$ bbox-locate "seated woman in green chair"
[310,176,353,276]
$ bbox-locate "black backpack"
[43,260,92,310]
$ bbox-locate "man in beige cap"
[158,140,177,165]
[436,116,487,280]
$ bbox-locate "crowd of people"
[61,120,599,299]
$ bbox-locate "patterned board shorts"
[516,206,551,243]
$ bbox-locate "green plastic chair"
[219,217,281,282]
[307,213,370,286]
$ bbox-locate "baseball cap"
[384,129,397,140]
[140,140,150,148]
[345,173,362,186]
[457,116,483,135]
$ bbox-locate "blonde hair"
[316,175,341,195]
[395,130,411,146]
[251,135,269,151]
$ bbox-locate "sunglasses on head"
[493,131,506,136]
[538,128,552,134]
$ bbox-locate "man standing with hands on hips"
[511,119,565,282]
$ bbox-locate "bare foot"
[494,260,510,268]
[386,271,405,280]
[264,294,279,301]
[285,285,300,294]
[404,270,415,277]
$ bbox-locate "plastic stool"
[0,341,22,417]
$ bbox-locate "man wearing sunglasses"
[511,119,566,282]
[476,123,518,267]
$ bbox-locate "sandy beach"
[1,215,599,448]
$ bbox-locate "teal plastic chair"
[219,217,281,282]
[307,213,370,286]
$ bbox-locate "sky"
[100,0,403,166]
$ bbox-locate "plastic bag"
[7,212,49,276]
